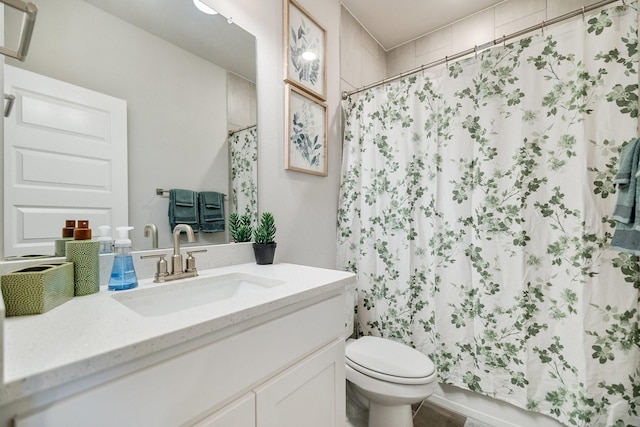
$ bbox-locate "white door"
[4,65,127,256]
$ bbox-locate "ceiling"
[341,0,504,51]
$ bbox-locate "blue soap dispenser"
[108,226,138,291]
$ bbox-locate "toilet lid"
[345,336,435,384]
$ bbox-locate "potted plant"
[228,213,253,243]
[253,212,277,264]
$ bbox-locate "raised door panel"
[255,339,346,427]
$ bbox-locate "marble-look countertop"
[1,262,355,405]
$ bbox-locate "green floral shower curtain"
[229,126,258,226]
[337,3,640,426]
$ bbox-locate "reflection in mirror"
[2,0,257,258]
[228,124,258,228]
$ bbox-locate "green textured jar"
[0,262,74,316]
[55,238,73,257]
[66,239,100,296]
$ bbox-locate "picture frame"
[284,0,327,101]
[285,84,328,176]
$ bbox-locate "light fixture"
[193,0,218,15]
[301,51,317,61]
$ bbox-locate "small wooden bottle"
[66,220,100,296]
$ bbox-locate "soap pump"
[98,225,113,254]
[108,226,138,291]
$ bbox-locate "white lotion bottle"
[98,225,113,254]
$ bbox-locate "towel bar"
[156,188,227,199]
[0,0,38,61]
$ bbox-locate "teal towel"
[610,139,640,254]
[198,191,225,233]
[169,189,199,231]
[612,139,640,223]
[174,189,195,207]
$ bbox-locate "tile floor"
[347,398,493,427]
[412,401,467,427]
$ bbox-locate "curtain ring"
[581,6,585,21]
[541,20,545,36]
[445,55,449,68]
[474,45,478,59]
[503,35,506,48]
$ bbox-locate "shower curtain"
[228,126,258,226]
[337,2,639,426]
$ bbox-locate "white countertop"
[1,262,355,405]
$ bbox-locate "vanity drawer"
[14,294,344,427]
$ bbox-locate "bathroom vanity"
[0,261,354,427]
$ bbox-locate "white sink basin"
[111,272,286,316]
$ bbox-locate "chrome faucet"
[171,224,194,275]
[144,223,158,248]
[141,224,206,283]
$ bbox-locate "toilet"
[342,283,437,427]
[344,336,437,427]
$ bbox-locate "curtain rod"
[228,124,257,136]
[342,0,623,100]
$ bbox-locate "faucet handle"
[141,253,169,282]
[185,249,207,273]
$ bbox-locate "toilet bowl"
[345,336,437,427]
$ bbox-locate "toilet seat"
[345,336,435,385]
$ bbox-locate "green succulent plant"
[253,212,276,244]
[228,213,253,243]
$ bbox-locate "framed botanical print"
[284,0,326,101]
[285,84,327,176]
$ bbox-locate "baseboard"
[427,384,565,427]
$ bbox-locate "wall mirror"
[2,0,257,258]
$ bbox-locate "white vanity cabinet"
[197,338,345,427]
[9,293,346,427]
[193,393,256,427]
[255,338,345,427]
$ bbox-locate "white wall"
[387,0,603,77]
[342,0,604,88]
[5,0,230,250]
[340,5,386,94]
[227,72,257,132]
[203,0,342,269]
